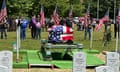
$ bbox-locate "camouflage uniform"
[102,23,111,47]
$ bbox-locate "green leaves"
[7,0,34,17]
[1,0,119,18]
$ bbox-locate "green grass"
[0,25,119,52]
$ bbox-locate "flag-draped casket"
[48,25,73,43]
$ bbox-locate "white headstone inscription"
[106,52,119,72]
[95,66,114,72]
[0,65,8,72]
[73,52,86,72]
[0,51,13,72]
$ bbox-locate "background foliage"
[0,0,120,18]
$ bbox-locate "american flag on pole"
[84,4,90,28]
[101,9,109,22]
[117,7,120,24]
[95,9,109,31]
[69,4,72,19]
[0,0,7,21]
[52,5,60,25]
[40,5,45,27]
[95,19,104,31]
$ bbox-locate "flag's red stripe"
[62,36,73,41]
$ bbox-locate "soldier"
[114,16,120,38]
[84,18,92,40]
[102,21,111,47]
[0,17,8,39]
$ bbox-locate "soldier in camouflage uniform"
[102,21,111,47]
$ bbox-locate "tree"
[2,0,120,19]
[7,0,34,17]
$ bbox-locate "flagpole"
[97,0,99,20]
[16,19,21,63]
[80,0,82,15]
[114,0,118,52]
[90,27,93,50]
[115,31,118,52]
[16,23,19,63]
[88,4,93,50]
[115,5,119,52]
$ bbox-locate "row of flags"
[0,0,72,26]
[84,5,120,31]
[39,4,73,26]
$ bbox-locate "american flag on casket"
[48,25,74,42]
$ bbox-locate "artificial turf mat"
[27,50,104,68]
[13,62,28,68]
[13,50,28,68]
[27,50,44,64]
[13,49,104,68]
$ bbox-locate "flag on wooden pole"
[0,0,7,21]
[40,5,45,27]
[117,7,120,24]
[84,4,90,28]
[95,9,109,31]
[52,5,60,25]
[69,4,72,19]
[101,9,109,22]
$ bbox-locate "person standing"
[29,15,37,39]
[20,17,29,40]
[102,21,111,47]
[35,19,41,39]
[0,17,8,39]
[114,17,120,38]
[84,18,92,40]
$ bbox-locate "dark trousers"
[114,24,120,38]
[0,29,7,39]
[31,28,36,39]
[84,28,91,40]
[35,28,41,39]
[20,28,26,40]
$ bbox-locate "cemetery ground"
[0,24,119,72]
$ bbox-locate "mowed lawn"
[0,24,119,52]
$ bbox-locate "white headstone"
[0,51,13,72]
[73,52,86,72]
[95,66,114,72]
[106,52,119,72]
[0,65,9,72]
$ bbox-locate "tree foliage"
[0,0,120,18]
